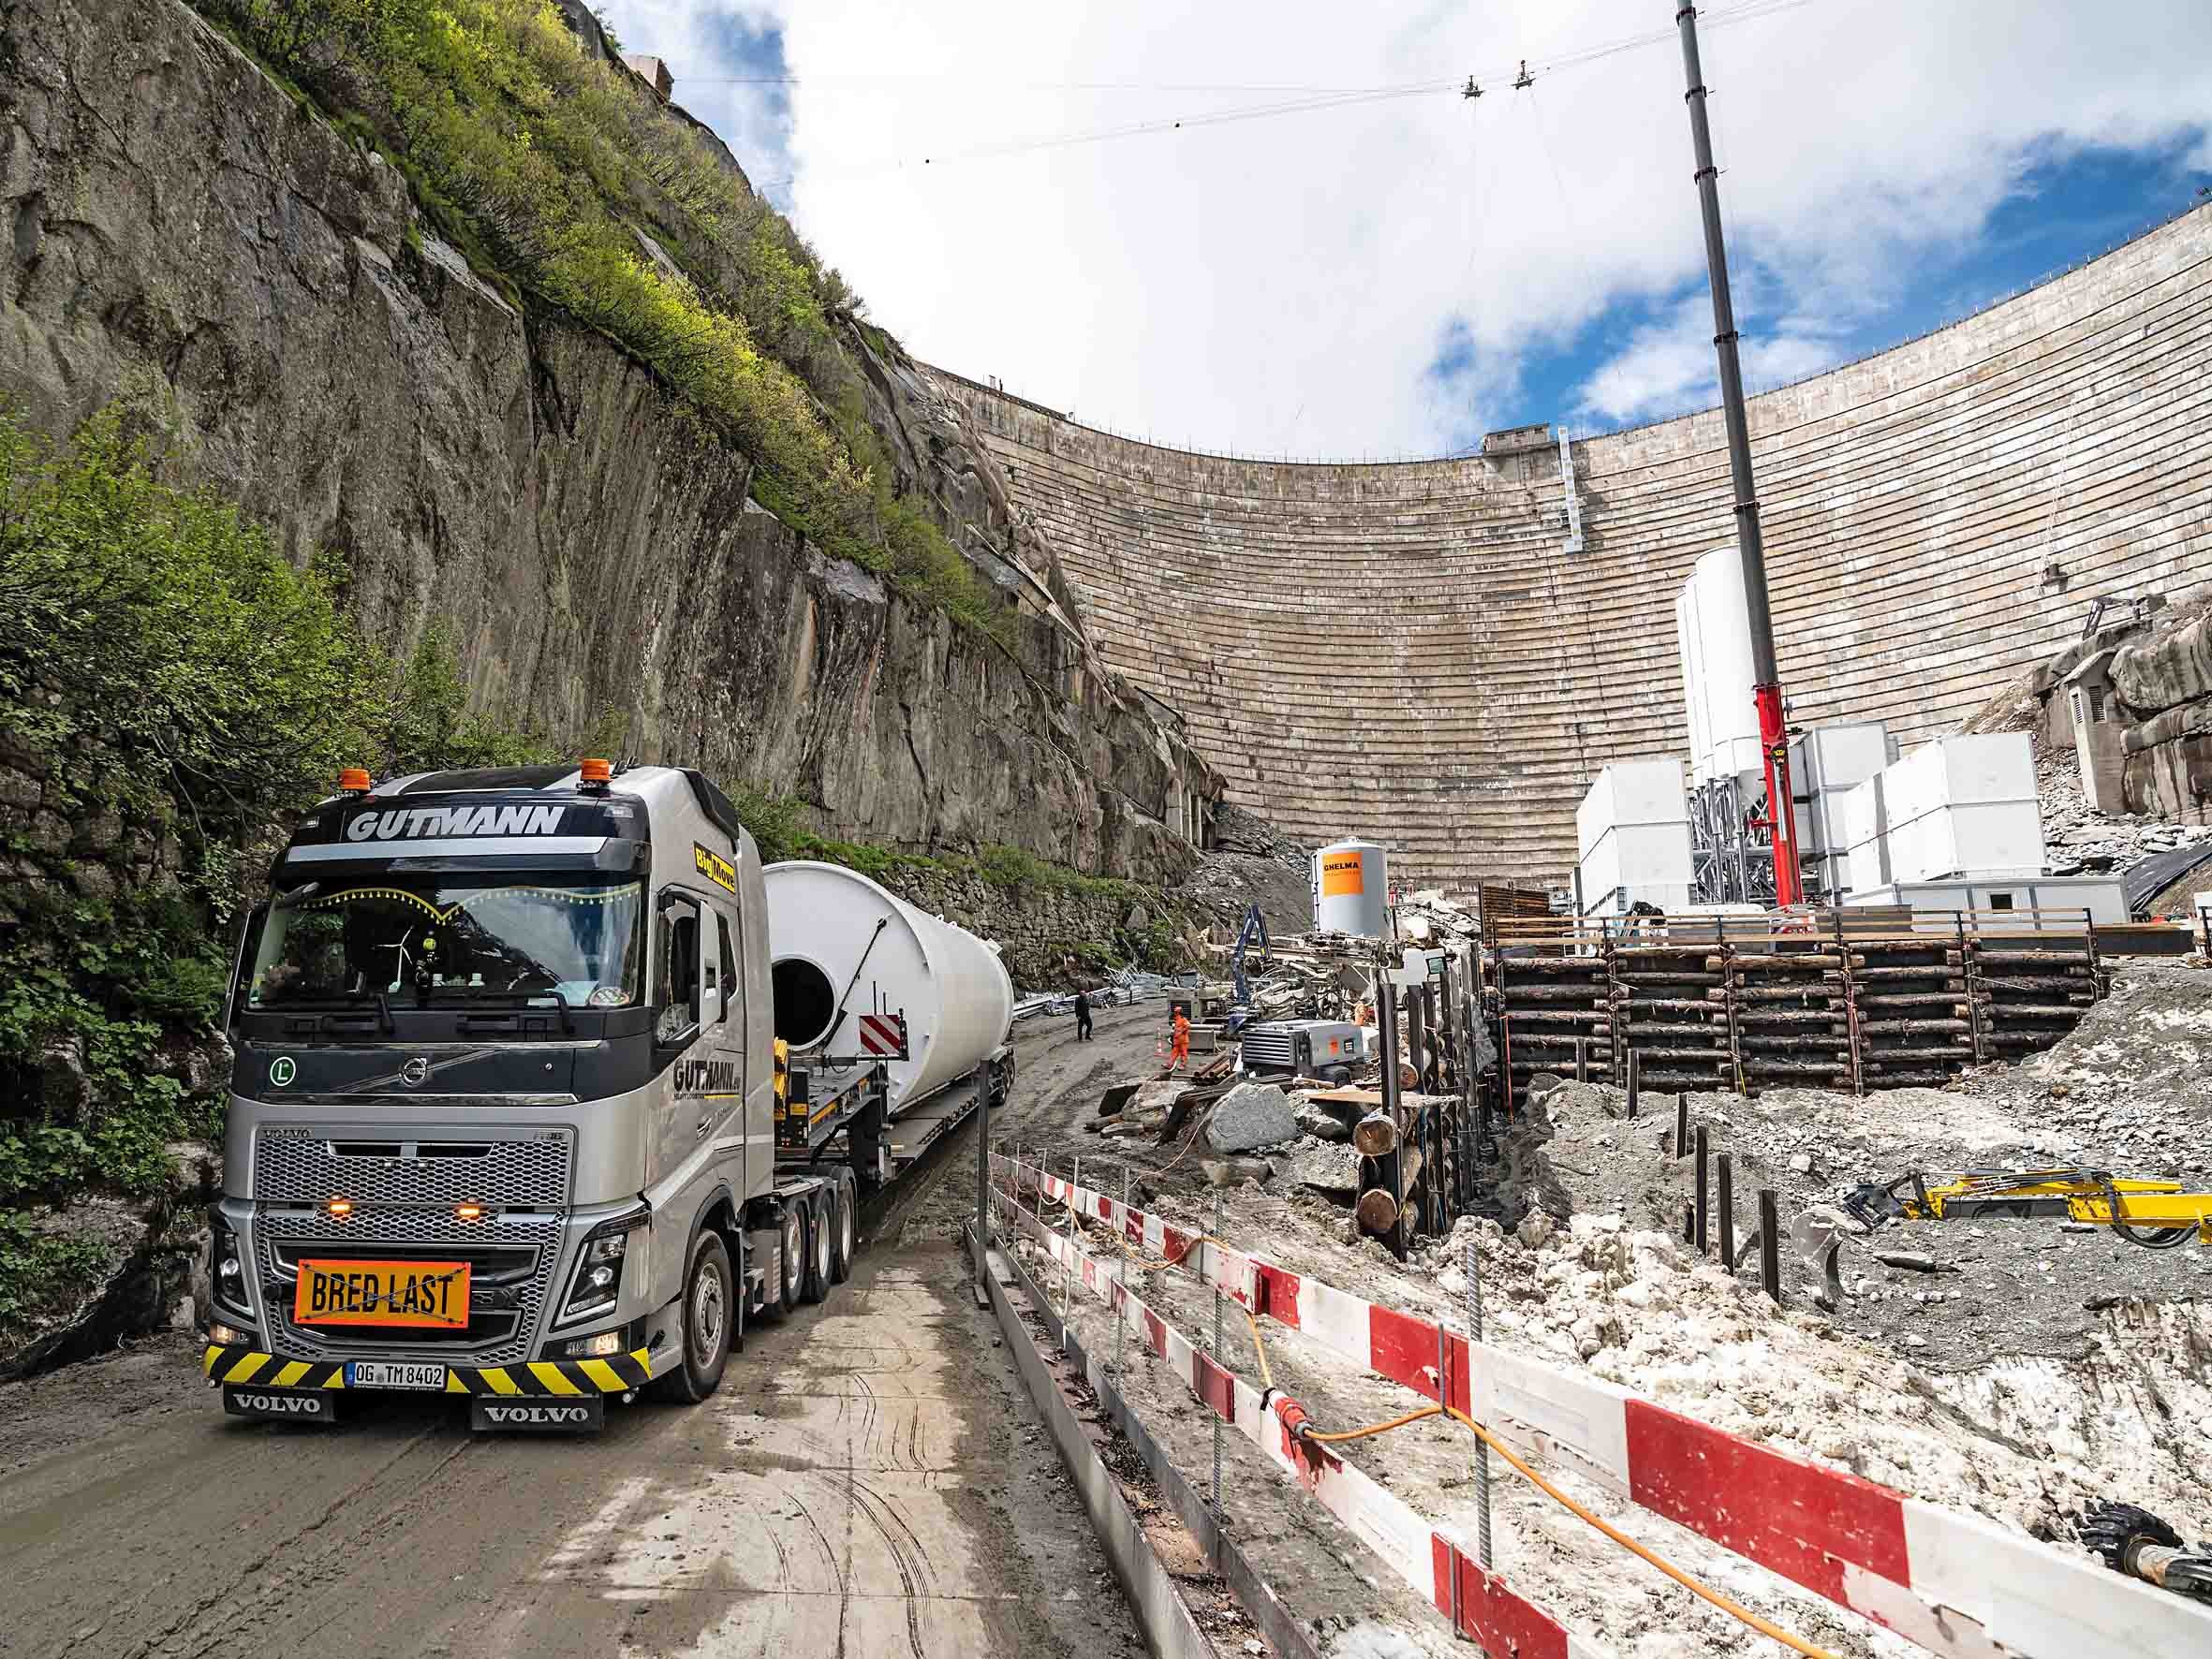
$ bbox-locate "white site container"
[1845,875,2125,931]
[763,861,1013,1111]
[1843,774,1895,892]
[1675,548,1763,786]
[1791,722,1891,858]
[1877,733,2043,881]
[1577,759,1692,914]
[1313,838,1390,936]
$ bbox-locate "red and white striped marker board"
[858,1012,904,1055]
[1003,1155,2212,1659]
[996,1181,1611,1657]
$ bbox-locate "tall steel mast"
[1672,1,1804,906]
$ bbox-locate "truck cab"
[202,761,833,1430]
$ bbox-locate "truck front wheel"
[650,1230,733,1403]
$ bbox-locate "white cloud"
[598,0,2212,455]
[1573,279,1849,427]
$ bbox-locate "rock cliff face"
[2111,605,2212,821]
[0,0,1217,879]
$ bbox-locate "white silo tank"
[762,861,1014,1111]
[1314,839,1390,936]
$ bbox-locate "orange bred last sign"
[293,1258,471,1329]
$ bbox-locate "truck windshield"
[246,876,646,1011]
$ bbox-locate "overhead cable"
[748,0,1818,189]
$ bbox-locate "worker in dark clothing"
[1073,988,1093,1041]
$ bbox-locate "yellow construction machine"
[1843,1167,2212,1250]
[1845,1167,2212,1606]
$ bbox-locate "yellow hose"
[1040,1168,1839,1656]
[1440,1403,1841,1659]
[1219,1235,1842,1659]
[1242,1307,1274,1390]
[1303,1402,1441,1443]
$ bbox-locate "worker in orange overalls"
[1169,1006,1190,1072]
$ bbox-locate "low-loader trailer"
[203,761,1012,1431]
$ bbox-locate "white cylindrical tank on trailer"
[1313,839,1390,936]
[763,861,1013,1110]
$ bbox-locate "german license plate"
[293,1258,471,1329]
[346,1360,450,1391]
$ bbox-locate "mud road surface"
[0,1019,1144,1659]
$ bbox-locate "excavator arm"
[1224,903,1271,1031]
[1844,1167,2212,1249]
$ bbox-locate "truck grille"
[1241,1027,1297,1072]
[252,1126,573,1210]
[254,1210,561,1368]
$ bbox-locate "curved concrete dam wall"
[930,204,2212,893]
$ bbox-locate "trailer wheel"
[829,1172,856,1285]
[802,1196,833,1305]
[776,1203,804,1313]
[649,1230,732,1403]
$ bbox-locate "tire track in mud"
[106,1430,471,1659]
[848,1474,937,1659]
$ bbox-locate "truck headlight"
[210,1216,253,1318]
[560,1211,644,1323]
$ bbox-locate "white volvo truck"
[203,761,1012,1431]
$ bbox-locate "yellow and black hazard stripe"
[445,1349,655,1396]
[203,1343,656,1396]
[204,1345,348,1388]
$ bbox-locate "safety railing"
[988,1152,2212,1659]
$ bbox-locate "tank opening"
[772,957,838,1050]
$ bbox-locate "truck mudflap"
[202,1342,656,1398]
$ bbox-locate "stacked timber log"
[1492,947,1613,1109]
[1715,946,1854,1090]
[1973,934,2101,1058]
[1835,937,1976,1087]
[1343,1093,1464,1239]
[1480,917,2104,1101]
[1611,944,1732,1094]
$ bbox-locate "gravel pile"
[1171,803,1313,932]
[2037,746,2212,876]
[1526,966,2212,1366]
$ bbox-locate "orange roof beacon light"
[338,767,373,797]
[579,756,612,793]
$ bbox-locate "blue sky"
[597,1,2212,457]
[1497,138,2211,446]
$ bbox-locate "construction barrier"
[994,1169,1613,1657]
[1002,1155,2212,1659]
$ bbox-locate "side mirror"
[224,903,268,1033]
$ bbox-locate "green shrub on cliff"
[0,408,565,1345]
[199,0,1011,644]
[0,410,385,842]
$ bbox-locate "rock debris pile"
[2038,747,2212,879]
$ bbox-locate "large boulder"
[1205,1082,1299,1152]
[1281,1138,1362,1197]
[2113,610,2212,719]
[1293,1098,1355,1141]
